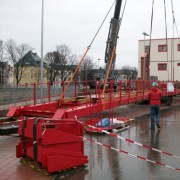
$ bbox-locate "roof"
[15,51,46,67]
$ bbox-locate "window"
[145,45,150,53]
[158,45,167,52]
[177,63,180,66]
[178,44,180,51]
[158,63,167,70]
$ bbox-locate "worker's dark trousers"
[150,106,160,129]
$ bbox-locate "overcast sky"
[0,0,179,68]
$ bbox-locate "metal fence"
[0,82,64,106]
[1,80,180,106]
[0,80,91,106]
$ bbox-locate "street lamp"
[40,0,44,101]
[142,32,149,80]
[98,58,101,78]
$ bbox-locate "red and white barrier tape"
[74,117,180,160]
[83,136,180,172]
[13,117,179,171]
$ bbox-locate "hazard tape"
[83,136,180,172]
[8,117,180,161]
[74,117,180,160]
[36,118,180,172]
[41,121,180,171]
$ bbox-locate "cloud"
[0,0,179,68]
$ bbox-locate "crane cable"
[148,0,155,73]
[170,0,180,41]
[149,0,172,81]
[119,0,128,29]
[59,1,116,105]
[163,0,169,81]
[171,0,175,81]
[170,0,180,81]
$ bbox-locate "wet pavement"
[81,107,180,180]
[0,103,180,179]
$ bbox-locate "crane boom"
[104,0,122,79]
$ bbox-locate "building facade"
[14,51,47,85]
[138,38,180,81]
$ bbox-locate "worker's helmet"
[152,82,158,87]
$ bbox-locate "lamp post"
[142,32,149,80]
[40,0,44,101]
[98,58,100,78]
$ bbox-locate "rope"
[88,0,116,47]
[103,0,127,86]
[59,47,90,106]
[59,1,116,103]
[102,46,116,95]
[98,0,128,121]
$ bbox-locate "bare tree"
[57,45,71,82]
[121,65,138,80]
[16,43,33,59]
[0,40,4,85]
[45,51,60,83]
[4,39,33,85]
[131,66,138,80]
[80,56,94,81]
[45,44,78,83]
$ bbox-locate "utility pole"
[98,58,100,78]
[142,32,149,80]
[40,0,44,101]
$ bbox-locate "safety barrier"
[83,136,180,172]
[75,117,180,159]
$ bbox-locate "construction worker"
[149,82,162,130]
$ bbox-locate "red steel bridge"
[7,80,180,119]
[0,80,179,173]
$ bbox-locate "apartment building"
[138,38,180,81]
[14,51,47,85]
